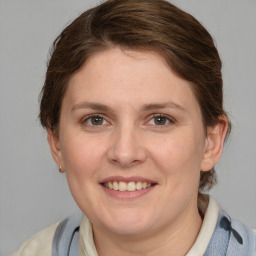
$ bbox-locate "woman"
[14,0,255,255]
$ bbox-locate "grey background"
[0,0,255,255]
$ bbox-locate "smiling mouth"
[102,181,155,192]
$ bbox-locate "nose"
[107,124,147,168]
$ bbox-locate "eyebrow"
[140,102,187,112]
[71,101,186,113]
[71,102,110,112]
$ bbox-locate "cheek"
[149,130,205,180]
[60,134,106,177]
[60,134,107,210]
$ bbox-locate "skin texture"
[48,48,227,255]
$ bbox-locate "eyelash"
[81,114,109,127]
[147,114,175,127]
[81,113,175,128]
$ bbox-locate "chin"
[101,210,156,236]
[107,222,152,236]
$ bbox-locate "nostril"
[106,133,147,167]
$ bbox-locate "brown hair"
[39,0,231,197]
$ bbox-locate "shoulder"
[200,196,256,256]
[216,205,256,256]
[13,222,59,256]
[254,230,256,256]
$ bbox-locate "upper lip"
[99,176,157,184]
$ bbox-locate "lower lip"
[101,185,156,200]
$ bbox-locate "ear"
[200,116,229,172]
[47,128,64,168]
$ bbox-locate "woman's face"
[50,48,216,237]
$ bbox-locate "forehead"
[64,47,200,114]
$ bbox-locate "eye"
[148,114,174,126]
[82,115,108,126]
[153,116,168,125]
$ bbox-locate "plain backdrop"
[0,0,255,255]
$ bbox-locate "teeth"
[108,182,113,189]
[119,181,127,191]
[113,181,118,191]
[136,181,142,190]
[127,182,136,191]
[103,181,153,191]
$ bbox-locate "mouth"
[99,176,157,199]
[101,181,155,192]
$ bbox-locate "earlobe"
[201,116,228,172]
[47,128,63,168]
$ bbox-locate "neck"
[93,202,202,256]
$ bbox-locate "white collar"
[79,196,219,256]
[79,216,98,256]
[186,196,219,256]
